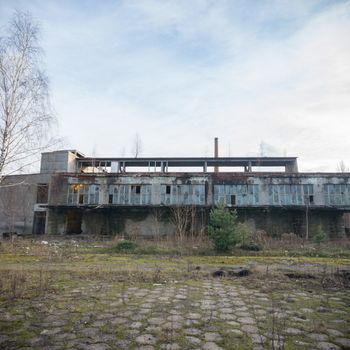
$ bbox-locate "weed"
[114,239,138,252]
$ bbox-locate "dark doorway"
[66,210,82,234]
[33,212,46,234]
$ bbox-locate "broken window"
[214,185,259,206]
[268,184,314,205]
[309,195,314,205]
[324,184,350,205]
[36,184,49,203]
[108,184,151,205]
[68,184,100,205]
[161,184,205,205]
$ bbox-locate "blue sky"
[1,0,350,171]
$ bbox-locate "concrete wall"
[45,205,348,238]
[0,174,50,234]
[40,150,80,173]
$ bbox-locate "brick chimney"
[214,137,219,173]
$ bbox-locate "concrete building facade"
[1,150,349,238]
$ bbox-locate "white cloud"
[1,0,349,171]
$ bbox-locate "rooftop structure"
[76,156,299,173]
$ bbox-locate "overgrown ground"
[0,236,349,350]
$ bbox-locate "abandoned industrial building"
[0,145,350,238]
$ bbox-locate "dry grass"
[0,267,54,300]
[0,235,349,303]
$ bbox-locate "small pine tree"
[236,222,252,246]
[312,225,327,244]
[207,204,238,253]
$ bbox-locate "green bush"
[114,239,137,252]
[240,243,261,251]
[207,204,238,253]
[312,225,328,244]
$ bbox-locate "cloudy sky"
[1,0,350,171]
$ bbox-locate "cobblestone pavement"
[0,279,349,350]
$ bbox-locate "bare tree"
[132,133,143,158]
[337,160,349,173]
[170,205,190,242]
[0,11,56,183]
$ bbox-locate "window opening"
[36,184,49,203]
[309,195,314,205]
[231,195,236,206]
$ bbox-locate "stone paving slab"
[0,279,349,350]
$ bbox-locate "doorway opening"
[66,210,82,234]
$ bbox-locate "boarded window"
[36,184,48,203]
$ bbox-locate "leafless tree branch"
[0,11,59,183]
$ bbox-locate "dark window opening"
[36,184,48,203]
[32,212,46,234]
[231,195,236,205]
[108,194,113,204]
[309,195,314,204]
[166,185,171,194]
[135,185,141,194]
[79,194,84,204]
